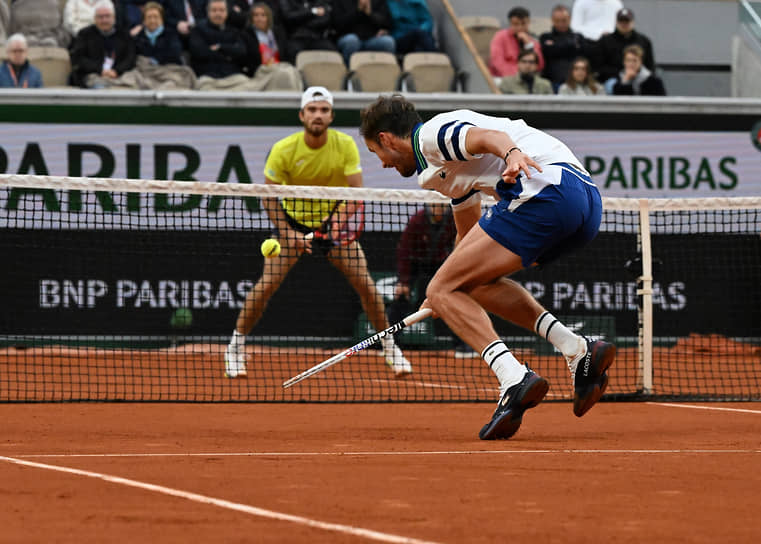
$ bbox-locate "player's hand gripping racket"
[306,200,365,246]
[282,308,432,389]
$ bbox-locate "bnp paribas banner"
[0,123,759,197]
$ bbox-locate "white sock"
[481,340,527,392]
[535,312,585,373]
[231,330,246,350]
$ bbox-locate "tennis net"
[1,174,759,402]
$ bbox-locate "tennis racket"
[308,200,365,246]
[282,308,432,389]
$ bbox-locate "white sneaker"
[385,344,412,376]
[224,343,247,378]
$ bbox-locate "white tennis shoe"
[385,344,413,376]
[224,343,248,378]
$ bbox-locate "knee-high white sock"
[482,340,527,392]
[231,330,246,349]
[535,312,585,372]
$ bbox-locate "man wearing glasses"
[499,49,552,95]
[0,34,42,88]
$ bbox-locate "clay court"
[2,400,760,543]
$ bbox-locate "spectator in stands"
[498,49,552,95]
[540,4,587,92]
[188,0,247,77]
[241,1,302,89]
[228,0,282,30]
[597,8,655,84]
[333,0,395,66]
[162,0,208,48]
[133,2,184,65]
[10,0,71,48]
[570,0,621,41]
[0,33,43,87]
[386,0,437,56]
[64,0,102,39]
[489,6,544,78]
[70,0,136,87]
[611,43,665,96]
[557,55,604,95]
[277,0,337,63]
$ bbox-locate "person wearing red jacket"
[488,6,544,78]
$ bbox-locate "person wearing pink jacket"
[488,6,544,77]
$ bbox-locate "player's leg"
[425,224,548,439]
[328,241,413,376]
[224,239,301,378]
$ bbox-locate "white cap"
[300,86,334,109]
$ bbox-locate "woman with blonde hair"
[241,2,302,90]
[558,56,605,96]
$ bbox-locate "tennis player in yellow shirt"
[224,86,413,378]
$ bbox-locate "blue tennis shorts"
[478,162,603,268]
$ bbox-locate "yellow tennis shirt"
[264,129,362,228]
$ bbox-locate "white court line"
[12,449,761,459]
[646,402,761,414]
[0,455,439,544]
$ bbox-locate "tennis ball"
[170,307,193,329]
[261,238,281,258]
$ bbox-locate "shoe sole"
[479,376,550,440]
[573,342,616,417]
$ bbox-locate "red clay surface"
[2,402,760,543]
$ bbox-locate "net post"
[637,199,654,395]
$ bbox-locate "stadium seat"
[459,15,500,66]
[27,46,71,87]
[399,52,466,92]
[295,50,348,91]
[346,51,400,92]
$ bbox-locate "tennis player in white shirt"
[360,94,616,440]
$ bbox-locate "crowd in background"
[491,2,666,96]
[0,0,665,95]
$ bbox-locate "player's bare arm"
[464,127,542,182]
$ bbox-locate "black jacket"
[134,26,185,65]
[70,25,136,87]
[332,0,392,41]
[539,27,587,86]
[163,0,209,31]
[188,19,247,77]
[598,28,655,82]
[612,72,666,96]
[277,0,335,41]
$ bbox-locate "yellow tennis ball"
[261,239,281,258]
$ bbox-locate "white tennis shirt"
[414,110,588,205]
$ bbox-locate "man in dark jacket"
[70,0,136,87]
[188,0,247,77]
[277,0,336,63]
[332,0,395,66]
[539,4,587,91]
[162,0,208,46]
[597,8,655,84]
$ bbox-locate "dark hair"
[517,48,538,63]
[359,94,422,142]
[565,56,599,93]
[508,7,530,20]
[551,4,570,15]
